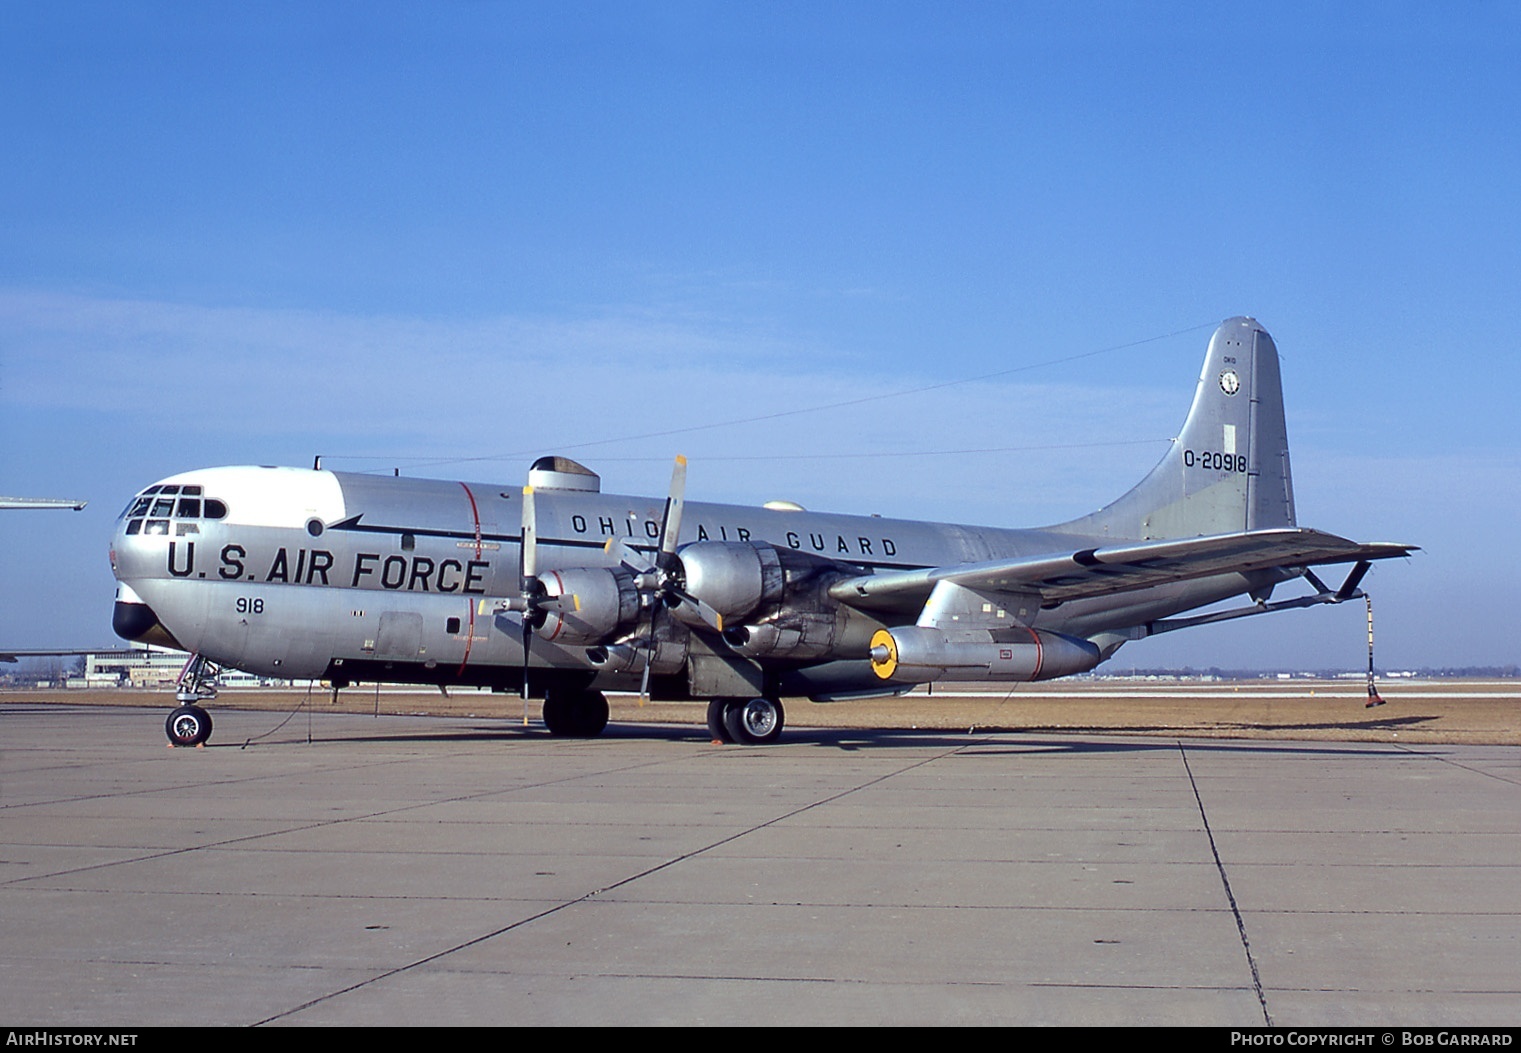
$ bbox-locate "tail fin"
[1054,316,1296,540]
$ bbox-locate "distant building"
[81,645,284,689]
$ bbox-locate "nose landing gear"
[166,654,220,747]
[166,705,213,747]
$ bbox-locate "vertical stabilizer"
[1054,316,1296,540]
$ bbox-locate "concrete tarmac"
[3,703,1519,1027]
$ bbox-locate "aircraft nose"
[112,599,159,641]
[112,583,185,650]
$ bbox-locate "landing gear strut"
[542,688,609,737]
[166,654,219,747]
[708,697,785,745]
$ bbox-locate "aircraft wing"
[0,497,87,510]
[0,648,128,662]
[827,528,1417,613]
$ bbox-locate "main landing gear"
[540,690,784,744]
[542,688,610,738]
[707,697,785,745]
[166,653,219,747]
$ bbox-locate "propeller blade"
[520,618,532,702]
[657,455,686,572]
[667,585,724,631]
[604,536,655,577]
[520,485,537,586]
[519,484,539,702]
[638,603,659,705]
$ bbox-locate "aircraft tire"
[543,690,607,737]
[166,705,212,747]
[574,690,609,737]
[723,697,784,746]
[542,694,570,736]
[707,699,735,743]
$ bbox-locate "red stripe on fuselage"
[456,482,483,677]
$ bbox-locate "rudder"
[1053,316,1296,540]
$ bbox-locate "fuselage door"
[375,612,424,659]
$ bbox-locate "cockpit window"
[123,485,226,533]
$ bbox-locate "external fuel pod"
[869,625,1101,683]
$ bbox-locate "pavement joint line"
[1389,741,1521,786]
[1179,741,1272,1028]
[0,747,716,888]
[252,736,980,1025]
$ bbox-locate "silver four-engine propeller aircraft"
[110,317,1413,747]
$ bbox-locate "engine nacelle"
[722,603,881,662]
[675,542,876,660]
[723,616,837,661]
[585,625,689,676]
[535,567,641,645]
[673,541,784,624]
[869,626,1101,683]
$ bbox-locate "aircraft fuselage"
[110,465,1274,698]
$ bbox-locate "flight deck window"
[120,486,224,531]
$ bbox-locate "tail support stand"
[1364,593,1385,709]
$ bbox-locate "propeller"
[604,457,725,634]
[502,455,718,704]
[499,482,575,702]
[601,456,724,701]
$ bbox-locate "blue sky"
[2,2,1516,670]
